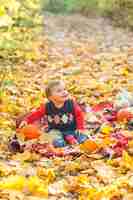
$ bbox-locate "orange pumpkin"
[80,139,98,152]
[18,124,41,140]
[117,109,133,122]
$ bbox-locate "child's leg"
[64,130,88,144]
[53,138,66,147]
[47,130,66,147]
[74,131,88,144]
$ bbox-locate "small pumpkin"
[80,139,98,152]
[18,124,41,140]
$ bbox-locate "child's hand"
[19,120,28,128]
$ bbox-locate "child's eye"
[59,88,65,92]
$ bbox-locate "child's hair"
[45,80,63,98]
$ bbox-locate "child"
[19,80,88,147]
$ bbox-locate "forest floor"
[0,13,133,200]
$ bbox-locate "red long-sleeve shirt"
[24,101,85,131]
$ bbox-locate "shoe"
[64,135,78,145]
[76,133,88,144]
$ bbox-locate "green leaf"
[0,38,18,50]
[3,79,14,86]
[15,18,34,27]
[0,6,6,16]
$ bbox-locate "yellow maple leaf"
[100,123,113,134]
[37,167,56,183]
[27,176,48,197]
[121,151,133,169]
[0,175,26,190]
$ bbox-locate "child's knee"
[53,138,66,147]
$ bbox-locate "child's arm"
[19,104,46,127]
[73,101,85,131]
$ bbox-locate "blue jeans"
[52,130,88,147]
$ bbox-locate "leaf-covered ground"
[0,13,133,200]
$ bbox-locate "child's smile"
[49,82,69,104]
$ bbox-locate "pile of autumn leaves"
[1,37,133,200]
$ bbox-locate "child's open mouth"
[62,94,68,98]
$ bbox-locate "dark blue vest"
[45,99,76,132]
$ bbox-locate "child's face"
[49,82,69,103]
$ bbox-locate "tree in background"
[43,0,133,28]
[0,0,43,64]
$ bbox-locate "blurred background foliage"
[0,0,133,65]
[0,0,44,64]
[43,0,133,27]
